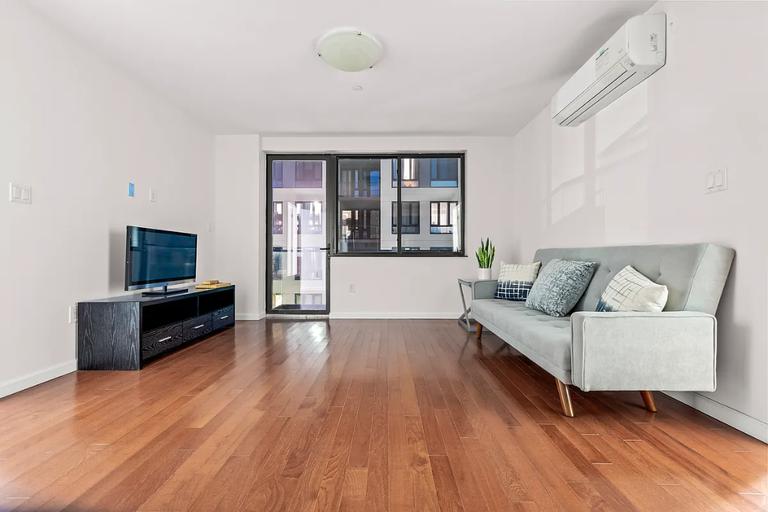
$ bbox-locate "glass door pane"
[268,158,328,313]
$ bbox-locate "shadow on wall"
[108,228,124,292]
[707,257,750,402]
[545,82,650,243]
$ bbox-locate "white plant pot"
[477,268,492,280]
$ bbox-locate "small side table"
[458,278,480,333]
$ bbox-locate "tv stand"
[142,285,188,296]
[77,285,235,370]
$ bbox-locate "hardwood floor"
[0,320,765,511]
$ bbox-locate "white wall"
[214,135,515,319]
[0,1,215,396]
[213,135,264,319]
[508,1,768,440]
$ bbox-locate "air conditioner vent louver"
[552,13,666,127]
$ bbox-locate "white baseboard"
[236,312,265,321]
[236,312,459,320]
[235,311,461,320]
[0,360,77,399]
[329,312,459,319]
[664,391,768,443]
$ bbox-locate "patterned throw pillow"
[494,261,541,301]
[525,259,597,317]
[596,265,668,312]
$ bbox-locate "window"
[392,158,418,188]
[391,201,419,234]
[336,154,463,255]
[272,201,283,234]
[272,161,283,188]
[340,208,381,252]
[430,201,458,234]
[430,158,459,187]
[272,160,323,189]
[337,158,391,253]
[295,201,323,235]
[295,161,323,188]
[339,161,381,198]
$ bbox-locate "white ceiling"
[28,0,654,135]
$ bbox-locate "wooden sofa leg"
[640,391,657,412]
[475,323,483,340]
[555,379,575,417]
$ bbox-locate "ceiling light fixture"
[316,28,383,72]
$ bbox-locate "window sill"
[331,252,466,258]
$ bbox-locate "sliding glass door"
[266,156,330,314]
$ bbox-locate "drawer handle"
[158,336,172,343]
[219,315,229,320]
[193,324,206,330]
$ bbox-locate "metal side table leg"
[457,278,476,333]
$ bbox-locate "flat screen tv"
[125,226,197,294]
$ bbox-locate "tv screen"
[125,226,197,290]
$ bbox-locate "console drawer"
[142,323,183,360]
[182,314,212,342]
[212,305,235,330]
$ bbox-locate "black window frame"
[266,154,333,316]
[333,153,465,257]
[266,152,465,270]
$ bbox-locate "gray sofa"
[471,243,734,417]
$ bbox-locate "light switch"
[9,183,31,204]
[715,168,727,189]
[705,168,728,194]
[68,305,78,324]
[705,172,715,190]
[149,188,158,202]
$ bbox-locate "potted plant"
[475,238,495,280]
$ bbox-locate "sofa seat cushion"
[472,299,572,372]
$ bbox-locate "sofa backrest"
[532,243,734,315]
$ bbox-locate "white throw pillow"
[596,265,668,312]
[495,261,541,301]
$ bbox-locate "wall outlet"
[149,188,158,202]
[705,168,728,194]
[9,182,32,204]
[68,305,78,324]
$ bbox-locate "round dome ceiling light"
[316,28,383,72]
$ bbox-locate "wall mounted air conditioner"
[552,13,666,127]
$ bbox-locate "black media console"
[77,285,235,370]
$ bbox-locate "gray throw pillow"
[525,259,597,317]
